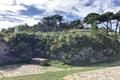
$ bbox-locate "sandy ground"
[64,66,120,80]
[0,64,64,78]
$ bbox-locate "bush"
[6,31,120,65]
[47,34,120,65]
[8,32,47,62]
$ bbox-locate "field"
[0,60,120,80]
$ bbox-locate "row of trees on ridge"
[1,11,120,35]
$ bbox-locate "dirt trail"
[0,64,64,78]
[64,66,120,80]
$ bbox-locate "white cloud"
[0,0,13,5]
[0,0,119,29]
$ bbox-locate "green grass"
[1,30,120,80]
[2,60,120,80]
[3,67,96,80]
[0,60,102,80]
[1,29,120,80]
[3,60,120,80]
[49,61,74,69]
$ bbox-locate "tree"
[59,22,70,31]
[99,12,113,35]
[41,14,63,32]
[52,14,63,24]
[17,23,30,32]
[32,22,43,32]
[84,13,100,34]
[1,27,14,33]
[70,20,84,29]
[84,13,100,28]
[113,11,120,35]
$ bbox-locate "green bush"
[6,31,120,65]
[44,33,120,65]
[8,32,47,62]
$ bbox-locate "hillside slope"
[0,29,120,65]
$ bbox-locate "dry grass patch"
[64,66,120,80]
[0,64,64,78]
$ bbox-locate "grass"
[3,60,120,80]
[3,67,97,80]
[1,29,120,80]
[0,60,101,80]
[49,61,74,69]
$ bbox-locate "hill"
[0,29,120,66]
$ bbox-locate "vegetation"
[3,60,120,80]
[3,68,95,80]
[0,30,118,66]
[0,11,120,66]
[2,11,120,35]
[0,10,119,80]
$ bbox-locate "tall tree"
[107,12,114,30]
[84,13,100,30]
[52,14,63,24]
[41,14,63,32]
[99,12,113,35]
[113,11,120,35]
[70,20,84,29]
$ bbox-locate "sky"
[0,0,120,29]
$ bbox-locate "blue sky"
[0,0,120,29]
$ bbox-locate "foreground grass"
[2,60,120,80]
[3,67,97,80]
[2,61,98,80]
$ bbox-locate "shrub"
[6,31,120,65]
[8,32,47,62]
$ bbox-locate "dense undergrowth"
[0,29,118,66]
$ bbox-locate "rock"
[31,58,48,66]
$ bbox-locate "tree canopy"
[1,11,120,35]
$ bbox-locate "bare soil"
[0,64,64,77]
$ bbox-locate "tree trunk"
[119,27,120,34]
[106,22,109,36]
[115,20,119,35]
[118,21,120,34]
[110,21,112,32]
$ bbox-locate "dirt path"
[0,64,64,78]
[64,66,120,80]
